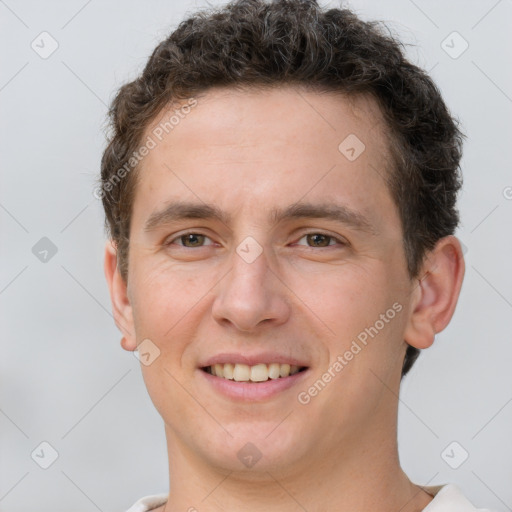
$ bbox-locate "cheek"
[129,258,213,339]
[293,260,406,376]
[286,261,391,334]
[129,263,212,419]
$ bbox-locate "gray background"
[1,0,511,510]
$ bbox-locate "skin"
[105,86,465,512]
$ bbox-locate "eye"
[295,233,345,248]
[167,232,215,248]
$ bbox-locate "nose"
[211,245,291,332]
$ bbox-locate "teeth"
[223,363,234,379]
[279,363,290,377]
[205,363,305,382]
[250,363,268,382]
[233,363,250,381]
[268,363,281,379]
[214,364,224,378]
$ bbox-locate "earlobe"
[403,236,465,350]
[104,240,137,351]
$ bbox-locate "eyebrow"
[144,202,231,231]
[143,200,376,235]
[271,202,376,235]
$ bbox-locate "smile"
[202,363,308,382]
[198,352,310,400]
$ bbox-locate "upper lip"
[199,352,309,368]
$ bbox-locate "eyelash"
[165,231,347,249]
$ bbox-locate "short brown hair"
[100,0,464,377]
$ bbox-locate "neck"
[161,423,433,512]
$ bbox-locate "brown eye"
[293,232,347,249]
[299,233,343,247]
[181,234,204,247]
[176,233,209,247]
[305,233,334,247]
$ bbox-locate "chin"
[194,421,309,475]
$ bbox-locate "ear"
[404,235,465,350]
[104,240,137,351]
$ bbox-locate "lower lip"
[197,368,309,401]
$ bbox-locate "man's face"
[124,86,415,475]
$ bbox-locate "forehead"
[133,85,397,232]
[147,85,390,158]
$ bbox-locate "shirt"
[124,484,496,511]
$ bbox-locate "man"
[100,1,494,510]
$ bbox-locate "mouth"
[201,363,308,383]
[198,353,311,401]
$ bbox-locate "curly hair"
[100,0,464,378]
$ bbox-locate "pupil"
[308,234,329,247]
[183,234,204,247]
